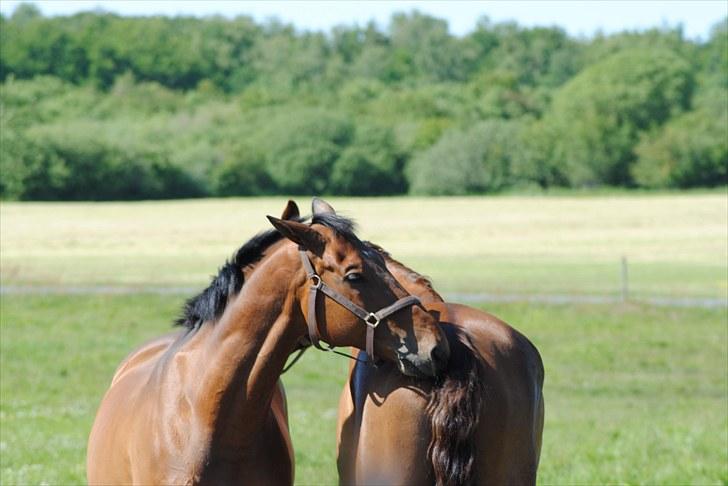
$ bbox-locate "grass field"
[1,194,727,484]
[1,295,725,484]
[1,193,726,298]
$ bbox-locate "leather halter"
[299,249,421,362]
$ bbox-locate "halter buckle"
[309,274,322,289]
[364,313,380,329]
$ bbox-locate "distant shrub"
[212,144,275,196]
[510,119,569,188]
[633,106,728,188]
[94,72,183,115]
[329,148,384,195]
[1,128,202,200]
[0,130,68,199]
[338,78,385,107]
[411,117,452,150]
[0,75,69,108]
[330,124,405,195]
[260,109,354,193]
[406,120,522,195]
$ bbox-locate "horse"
[87,199,450,485]
[333,227,545,485]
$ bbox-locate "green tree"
[3,124,202,200]
[510,119,568,188]
[259,109,354,194]
[467,19,582,88]
[632,105,727,188]
[211,144,274,196]
[407,120,523,195]
[330,124,405,195]
[388,12,467,82]
[1,8,724,200]
[0,130,68,199]
[544,47,695,186]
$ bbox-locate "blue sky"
[2,1,726,40]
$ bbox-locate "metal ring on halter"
[364,313,380,329]
[309,274,322,289]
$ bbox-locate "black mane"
[176,212,371,330]
[174,227,287,329]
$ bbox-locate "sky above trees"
[1,1,726,40]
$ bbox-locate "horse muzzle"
[396,338,450,378]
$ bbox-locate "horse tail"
[426,327,485,486]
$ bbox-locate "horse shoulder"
[91,329,209,485]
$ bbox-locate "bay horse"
[87,199,450,485]
[333,226,545,484]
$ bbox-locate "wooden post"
[621,256,629,302]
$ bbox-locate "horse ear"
[267,216,324,253]
[281,200,300,220]
[312,197,336,216]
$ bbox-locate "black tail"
[426,326,485,486]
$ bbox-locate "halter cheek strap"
[299,250,421,363]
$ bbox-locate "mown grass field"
[1,194,727,485]
[2,193,726,298]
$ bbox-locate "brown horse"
[335,243,545,485]
[87,199,450,485]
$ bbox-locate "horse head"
[268,198,449,378]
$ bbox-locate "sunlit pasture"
[1,193,726,299]
[1,193,726,485]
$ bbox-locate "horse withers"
[335,239,545,485]
[87,199,449,485]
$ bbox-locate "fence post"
[621,256,629,303]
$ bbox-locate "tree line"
[1,3,726,200]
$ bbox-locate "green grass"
[1,195,726,483]
[502,303,728,485]
[1,294,726,485]
[2,194,726,299]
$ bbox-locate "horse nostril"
[430,344,449,374]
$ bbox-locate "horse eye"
[345,272,364,283]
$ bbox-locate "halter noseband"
[299,249,421,362]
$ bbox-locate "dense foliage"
[1,4,726,199]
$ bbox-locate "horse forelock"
[426,326,485,486]
[312,215,390,270]
[311,213,357,240]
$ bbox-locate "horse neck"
[241,237,287,281]
[189,244,304,454]
[384,257,444,303]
